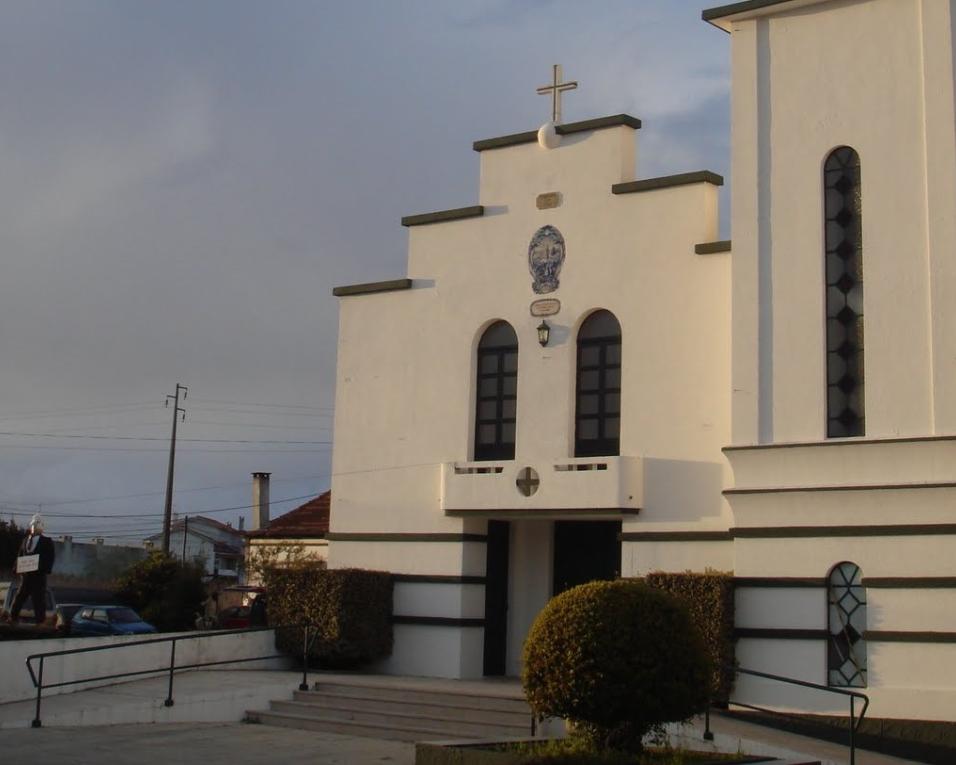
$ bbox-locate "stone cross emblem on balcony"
[516,466,540,497]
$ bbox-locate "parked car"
[54,603,84,635]
[70,606,157,636]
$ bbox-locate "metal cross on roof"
[536,64,578,124]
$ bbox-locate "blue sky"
[0,1,730,542]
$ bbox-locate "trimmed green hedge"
[523,580,712,754]
[265,566,393,668]
[644,571,736,703]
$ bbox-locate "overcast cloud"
[0,0,729,542]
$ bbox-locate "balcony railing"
[441,455,642,516]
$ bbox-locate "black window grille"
[827,561,867,688]
[575,310,621,457]
[825,146,864,437]
[474,321,518,461]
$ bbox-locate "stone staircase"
[245,675,535,742]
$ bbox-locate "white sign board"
[16,554,39,574]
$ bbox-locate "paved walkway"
[0,669,927,765]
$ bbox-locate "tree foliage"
[0,519,25,574]
[114,552,206,631]
[522,580,712,754]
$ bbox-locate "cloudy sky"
[0,0,730,543]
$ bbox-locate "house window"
[575,310,622,457]
[474,321,518,461]
[828,561,867,687]
[825,146,864,437]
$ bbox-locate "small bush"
[265,566,392,667]
[644,571,736,703]
[114,552,206,631]
[522,580,711,754]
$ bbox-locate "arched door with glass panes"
[575,310,622,457]
[474,321,518,461]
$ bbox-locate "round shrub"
[522,579,712,753]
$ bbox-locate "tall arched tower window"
[575,310,622,457]
[828,561,867,688]
[825,147,864,437]
[474,321,518,461]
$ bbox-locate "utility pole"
[162,384,188,555]
[181,515,189,562]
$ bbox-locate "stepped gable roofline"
[246,490,330,539]
[703,0,827,30]
[473,114,641,153]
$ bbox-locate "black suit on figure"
[11,534,55,623]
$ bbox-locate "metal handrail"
[25,623,318,728]
[705,664,869,765]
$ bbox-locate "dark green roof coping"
[695,240,732,255]
[473,114,642,152]
[401,205,484,228]
[612,170,724,195]
[332,278,412,298]
[702,0,797,22]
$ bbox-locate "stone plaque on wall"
[536,192,562,210]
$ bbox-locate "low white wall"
[0,629,286,705]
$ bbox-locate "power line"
[0,430,331,445]
[188,397,332,411]
[0,443,331,453]
[0,491,322,519]
[0,471,332,508]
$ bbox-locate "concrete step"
[248,676,536,742]
[292,689,529,726]
[311,681,529,713]
[269,698,530,738]
[246,708,494,742]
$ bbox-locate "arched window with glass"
[827,561,867,688]
[474,321,518,461]
[825,146,864,437]
[575,310,622,457]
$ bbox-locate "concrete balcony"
[441,456,642,519]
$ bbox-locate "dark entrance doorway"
[483,520,510,676]
[552,520,622,595]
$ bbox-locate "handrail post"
[32,656,44,728]
[849,695,855,765]
[164,638,176,707]
[703,700,713,741]
[299,624,309,691]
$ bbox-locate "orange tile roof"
[246,490,330,539]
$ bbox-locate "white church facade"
[328,0,956,724]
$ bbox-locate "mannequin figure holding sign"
[9,514,55,625]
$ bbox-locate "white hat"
[29,513,44,532]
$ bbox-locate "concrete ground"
[0,669,927,765]
[0,722,415,765]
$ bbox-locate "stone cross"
[536,64,578,124]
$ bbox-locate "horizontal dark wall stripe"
[391,615,485,628]
[734,577,826,588]
[724,433,956,453]
[695,240,732,255]
[726,482,956,496]
[401,205,484,227]
[735,628,828,640]
[473,114,641,152]
[446,507,639,517]
[866,631,956,644]
[392,574,486,585]
[864,577,956,588]
[620,530,733,542]
[332,278,413,298]
[326,533,487,543]
[612,170,724,195]
[733,524,956,538]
